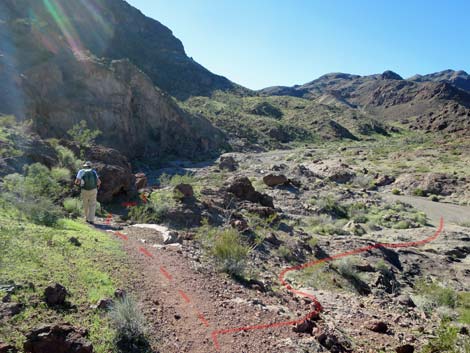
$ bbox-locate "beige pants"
[82,188,98,222]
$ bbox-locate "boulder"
[396,294,416,308]
[173,183,194,199]
[375,174,395,187]
[307,161,356,184]
[0,343,17,353]
[225,177,274,208]
[218,155,238,171]
[135,173,148,190]
[263,174,288,187]
[23,324,93,353]
[83,145,137,203]
[44,283,67,306]
[365,320,388,333]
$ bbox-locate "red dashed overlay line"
[102,202,211,336]
[160,266,173,281]
[210,217,445,351]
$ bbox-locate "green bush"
[15,195,63,226]
[0,115,16,127]
[421,321,462,353]
[128,190,174,223]
[429,194,440,202]
[391,188,401,195]
[314,195,348,219]
[67,120,101,148]
[412,188,427,197]
[51,167,71,182]
[63,197,82,217]
[55,145,82,170]
[212,228,250,276]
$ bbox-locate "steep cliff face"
[0,0,228,159]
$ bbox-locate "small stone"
[396,344,414,353]
[114,288,127,299]
[96,298,114,310]
[293,319,315,334]
[69,237,81,247]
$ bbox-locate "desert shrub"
[63,197,82,217]
[212,228,250,276]
[55,145,82,170]
[393,220,412,229]
[421,320,462,353]
[313,195,348,219]
[391,188,401,195]
[3,163,67,200]
[128,190,174,224]
[51,167,71,182]
[429,194,439,202]
[0,115,16,127]
[414,280,458,311]
[67,120,101,148]
[351,175,373,189]
[158,173,196,187]
[109,296,149,352]
[277,245,293,261]
[13,195,63,226]
[412,188,427,197]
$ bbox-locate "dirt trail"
[107,222,306,353]
[385,194,470,225]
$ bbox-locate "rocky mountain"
[0,0,232,159]
[409,69,470,92]
[260,70,470,136]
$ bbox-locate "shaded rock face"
[174,183,194,199]
[23,324,93,353]
[0,0,236,101]
[0,5,228,159]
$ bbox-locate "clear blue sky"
[127,0,470,90]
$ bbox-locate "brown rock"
[396,294,416,308]
[0,302,23,319]
[96,298,114,310]
[23,324,93,353]
[263,174,288,187]
[114,289,127,299]
[219,155,238,171]
[0,343,17,353]
[230,219,249,232]
[366,320,388,333]
[375,174,395,187]
[293,319,315,334]
[396,344,414,353]
[174,183,194,199]
[44,283,67,306]
[135,173,148,190]
[225,177,274,208]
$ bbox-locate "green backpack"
[82,169,97,190]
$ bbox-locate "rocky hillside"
[260,70,470,136]
[0,0,230,159]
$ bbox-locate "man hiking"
[75,161,101,224]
